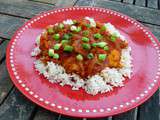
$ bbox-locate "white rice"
[31,18,132,95]
[31,46,41,56]
[63,19,74,25]
[104,23,126,41]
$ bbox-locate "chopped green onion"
[94,33,103,39]
[85,24,91,28]
[98,54,107,61]
[100,26,106,31]
[76,54,83,61]
[97,42,107,48]
[110,35,117,42]
[82,30,89,36]
[91,43,97,47]
[75,26,81,32]
[82,43,91,50]
[53,53,59,59]
[53,44,61,50]
[87,53,94,59]
[104,46,109,51]
[58,23,64,29]
[63,34,70,40]
[53,33,60,41]
[64,45,73,52]
[82,37,89,42]
[68,33,73,37]
[47,27,54,34]
[61,40,69,45]
[48,49,54,57]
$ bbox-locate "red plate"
[6,7,160,118]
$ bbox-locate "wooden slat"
[0,88,36,120]
[59,115,82,120]
[33,107,59,120]
[55,0,77,7]
[76,0,160,26]
[31,0,56,5]
[147,0,158,9]
[0,1,54,19]
[0,38,3,44]
[32,0,78,6]
[123,0,134,4]
[0,14,27,39]
[75,0,95,6]
[88,117,112,120]
[0,60,13,104]
[113,108,137,120]
[0,41,9,62]
[109,0,121,2]
[138,89,160,120]
[135,0,146,7]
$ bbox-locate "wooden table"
[0,0,159,120]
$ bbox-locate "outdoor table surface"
[0,0,160,120]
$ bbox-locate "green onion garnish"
[98,54,107,61]
[100,26,106,31]
[61,40,69,45]
[91,43,97,47]
[94,33,102,39]
[87,53,94,59]
[85,24,91,28]
[59,23,64,29]
[97,42,107,48]
[53,33,60,41]
[48,49,54,57]
[82,30,89,36]
[53,44,61,50]
[82,43,91,50]
[63,34,70,40]
[110,35,117,42]
[82,37,89,42]
[53,53,59,59]
[47,27,54,34]
[75,26,81,32]
[64,45,73,52]
[104,46,109,51]
[76,54,83,61]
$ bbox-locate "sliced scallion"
[98,54,107,61]
[87,53,94,59]
[82,43,91,50]
[76,54,83,61]
[82,37,89,42]
[64,45,73,52]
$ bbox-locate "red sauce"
[39,19,128,78]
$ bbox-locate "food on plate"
[31,17,132,95]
